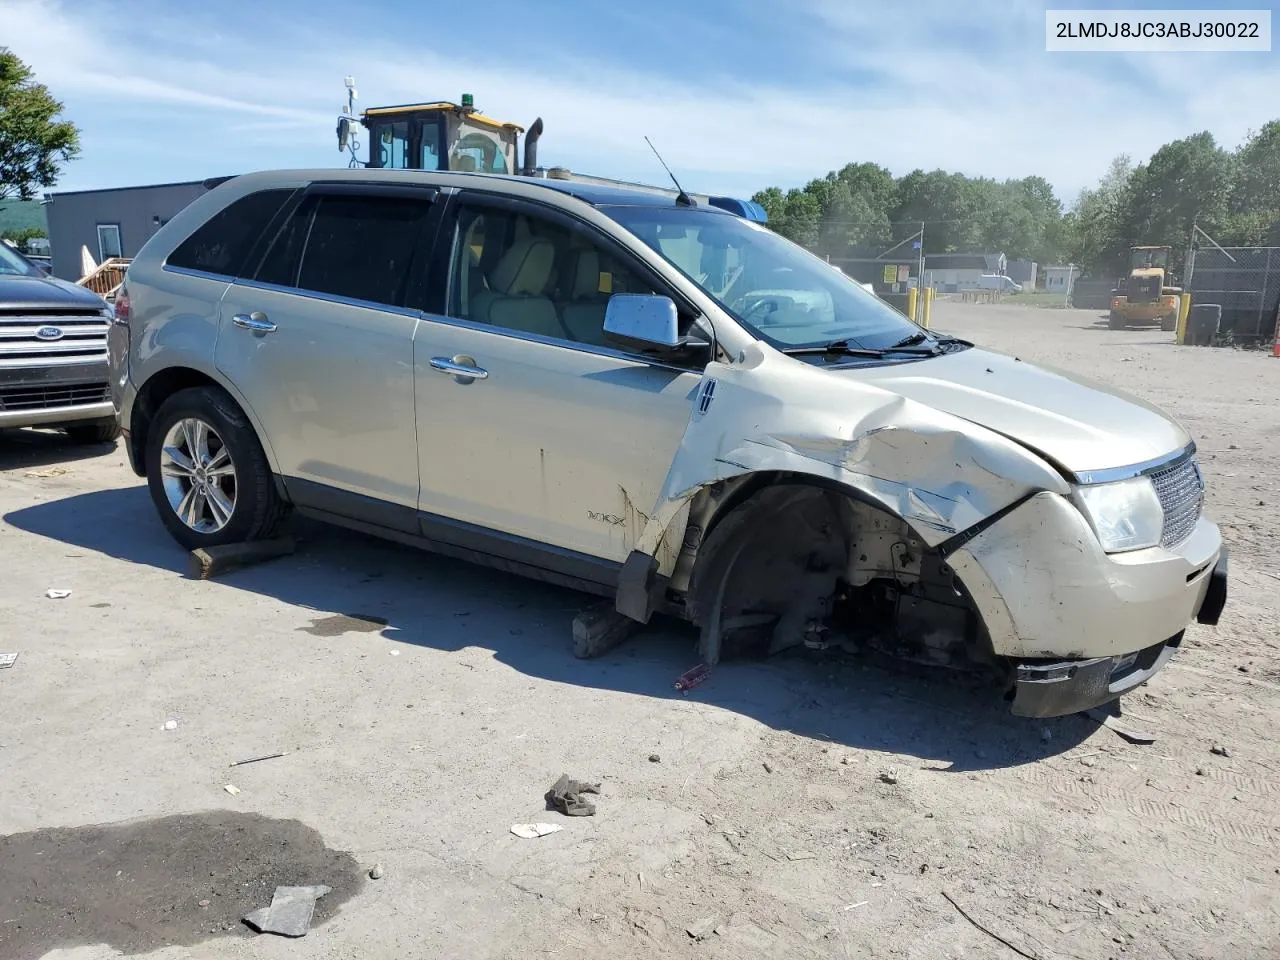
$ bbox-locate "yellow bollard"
[922,287,934,328]
[907,287,919,324]
[1176,293,1192,344]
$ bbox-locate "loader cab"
[339,93,523,174]
[1131,246,1170,272]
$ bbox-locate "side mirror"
[603,294,680,350]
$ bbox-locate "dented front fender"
[632,347,1070,568]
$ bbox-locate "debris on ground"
[648,754,661,763]
[0,652,17,669]
[224,784,241,796]
[162,719,178,731]
[686,917,717,941]
[230,752,288,767]
[843,901,869,911]
[1211,743,1231,757]
[546,774,601,817]
[187,538,296,581]
[571,600,641,659]
[45,589,71,600]
[941,890,1041,960]
[511,823,564,839]
[243,884,332,937]
[879,769,899,785]
[368,863,384,880]
[762,761,774,773]
[1084,708,1157,744]
[675,663,711,692]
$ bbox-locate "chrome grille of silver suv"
[0,306,110,367]
[1151,457,1203,548]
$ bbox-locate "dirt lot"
[1,301,1277,960]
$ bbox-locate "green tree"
[1224,120,1280,245]
[1115,132,1233,275]
[752,186,821,248]
[1066,155,1133,275]
[0,48,80,201]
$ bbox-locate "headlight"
[1075,477,1164,553]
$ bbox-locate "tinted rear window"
[278,194,433,307]
[167,189,293,277]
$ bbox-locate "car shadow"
[5,487,1100,772]
[0,429,119,472]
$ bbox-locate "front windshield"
[0,242,41,277]
[450,121,512,174]
[1132,248,1169,269]
[604,206,923,350]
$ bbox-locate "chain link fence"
[1189,246,1280,345]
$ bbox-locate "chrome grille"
[0,308,110,367]
[0,382,110,411]
[1151,457,1203,548]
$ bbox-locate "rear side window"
[167,189,293,277]
[254,193,434,308]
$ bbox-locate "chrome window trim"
[163,265,236,284]
[415,309,705,377]
[1073,441,1197,486]
[231,277,424,319]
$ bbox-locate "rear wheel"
[145,386,287,550]
[1107,311,1125,329]
[1160,311,1178,332]
[63,417,120,444]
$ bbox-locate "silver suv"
[108,169,1227,717]
[1,241,119,443]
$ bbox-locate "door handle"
[429,356,488,381]
[232,312,277,334]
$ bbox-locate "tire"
[64,417,121,444]
[144,385,287,551]
[1160,312,1178,333]
[1107,311,1125,330]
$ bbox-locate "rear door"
[215,183,439,521]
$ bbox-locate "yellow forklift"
[333,78,770,221]
[1108,245,1181,331]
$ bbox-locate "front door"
[412,195,705,562]
[214,184,438,517]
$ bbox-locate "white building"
[1044,264,1078,292]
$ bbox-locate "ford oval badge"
[35,326,64,341]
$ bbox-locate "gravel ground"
[0,301,1276,960]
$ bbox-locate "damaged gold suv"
[108,169,1227,717]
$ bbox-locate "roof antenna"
[644,136,695,207]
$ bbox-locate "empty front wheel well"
[679,479,996,672]
[128,368,222,476]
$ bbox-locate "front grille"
[0,310,110,367]
[1125,276,1162,302]
[1151,457,1203,548]
[0,382,110,412]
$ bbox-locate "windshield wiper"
[783,337,941,358]
[890,331,931,348]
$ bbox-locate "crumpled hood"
[840,347,1190,475]
[0,274,108,311]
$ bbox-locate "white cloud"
[3,0,1278,204]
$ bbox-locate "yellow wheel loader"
[1108,246,1180,331]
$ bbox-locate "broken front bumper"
[945,493,1227,717]
[1011,633,1182,718]
[1012,551,1226,717]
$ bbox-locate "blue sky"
[5,0,1279,206]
